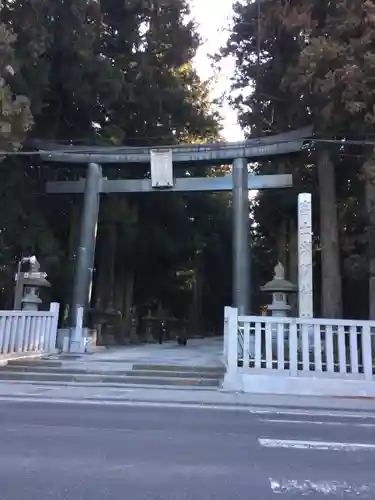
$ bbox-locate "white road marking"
[260,418,375,428]
[255,408,375,420]
[259,438,375,452]
[269,478,375,496]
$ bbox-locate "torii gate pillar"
[232,158,250,315]
[69,163,102,352]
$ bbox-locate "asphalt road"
[1,401,375,499]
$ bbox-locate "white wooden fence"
[0,303,60,359]
[223,307,375,397]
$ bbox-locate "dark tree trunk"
[317,150,342,318]
[363,153,375,319]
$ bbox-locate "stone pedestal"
[59,327,92,354]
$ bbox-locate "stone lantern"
[21,273,51,311]
[261,262,297,318]
[14,256,51,311]
[261,262,297,351]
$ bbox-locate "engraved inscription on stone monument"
[298,193,313,318]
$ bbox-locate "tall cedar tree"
[0,0,230,331]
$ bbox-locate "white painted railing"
[0,303,60,357]
[223,307,375,396]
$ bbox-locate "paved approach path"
[1,400,375,499]
[56,336,224,372]
[92,336,224,365]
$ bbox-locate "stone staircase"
[0,358,225,389]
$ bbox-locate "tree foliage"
[5,0,375,329]
[220,0,375,318]
[0,0,231,335]
[0,20,32,150]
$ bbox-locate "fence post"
[223,306,230,361]
[222,307,242,391]
[362,325,373,381]
[48,303,60,354]
[15,315,26,352]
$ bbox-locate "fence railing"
[0,303,60,357]
[224,307,375,381]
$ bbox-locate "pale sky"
[189,0,245,142]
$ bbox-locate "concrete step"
[0,370,220,387]
[0,365,222,379]
[132,364,225,375]
[7,359,224,373]
[8,359,63,368]
[121,369,222,379]
[0,380,219,391]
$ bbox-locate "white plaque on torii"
[150,149,174,188]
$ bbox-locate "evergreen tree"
[221,0,375,319]
[0,0,229,334]
[219,0,314,310]
[281,0,375,316]
[0,19,32,150]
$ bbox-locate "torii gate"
[34,126,311,351]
